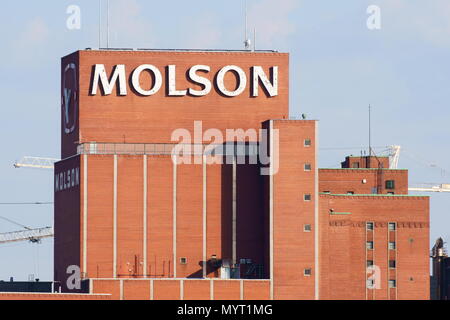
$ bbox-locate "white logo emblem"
[62,63,78,134]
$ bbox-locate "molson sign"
[61,50,289,158]
[90,64,278,97]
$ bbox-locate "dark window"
[389,280,396,288]
[388,223,396,231]
[347,191,354,195]
[180,257,187,264]
[304,194,312,201]
[367,241,374,250]
[304,268,312,276]
[304,163,312,171]
[367,260,374,267]
[385,180,395,189]
[304,224,312,232]
[366,222,374,231]
[304,139,312,147]
[389,242,396,250]
[389,260,396,269]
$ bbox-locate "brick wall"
[319,194,430,300]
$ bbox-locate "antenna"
[106,0,110,48]
[244,0,251,50]
[98,0,102,48]
[368,105,371,156]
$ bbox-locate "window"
[304,268,312,276]
[347,191,354,195]
[366,241,374,250]
[303,224,312,232]
[385,180,395,190]
[389,242,396,250]
[180,257,187,264]
[322,191,331,194]
[304,139,312,147]
[387,192,395,195]
[304,163,312,171]
[367,279,375,289]
[367,260,374,268]
[388,223,397,231]
[389,260,396,269]
[366,222,374,231]
[304,194,312,201]
[352,162,360,168]
[388,280,397,288]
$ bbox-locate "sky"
[0,0,449,281]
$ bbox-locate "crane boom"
[14,157,59,169]
[409,184,450,193]
[0,227,54,244]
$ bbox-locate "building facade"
[49,49,431,300]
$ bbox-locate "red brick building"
[319,157,429,299]
[6,49,430,300]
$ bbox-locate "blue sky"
[0,0,449,281]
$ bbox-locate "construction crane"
[0,227,54,244]
[0,215,54,244]
[409,184,450,193]
[384,146,450,194]
[14,157,58,169]
[6,156,56,245]
[0,216,54,244]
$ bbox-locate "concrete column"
[210,279,214,300]
[173,156,177,278]
[232,155,237,265]
[83,155,88,276]
[150,279,154,300]
[314,121,320,300]
[203,155,207,278]
[143,155,148,277]
[269,120,274,300]
[113,155,118,278]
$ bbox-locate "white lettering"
[55,167,80,192]
[188,65,212,96]
[216,65,247,97]
[91,64,127,96]
[252,66,278,97]
[131,64,162,96]
[168,65,187,96]
[89,64,279,98]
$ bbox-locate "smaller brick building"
[319,155,429,300]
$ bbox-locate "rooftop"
[83,47,280,53]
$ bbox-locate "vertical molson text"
[55,167,80,192]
